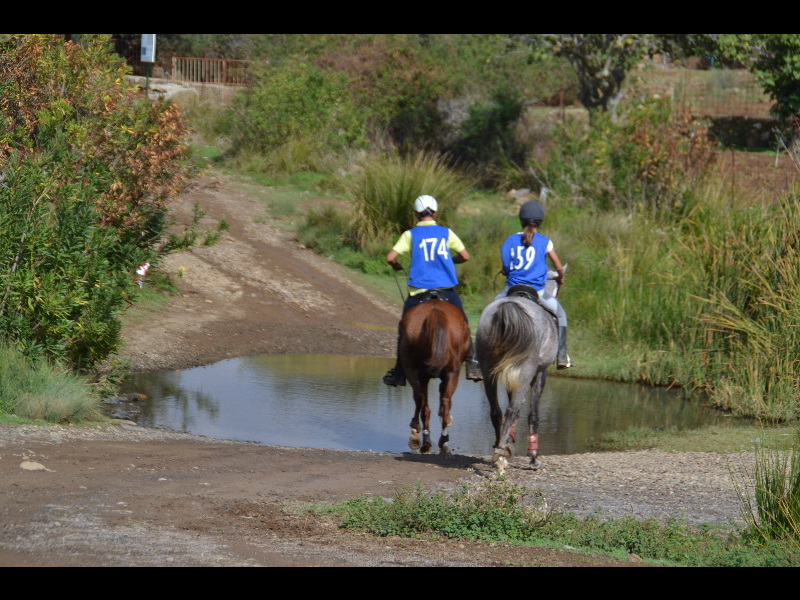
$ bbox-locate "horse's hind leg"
[527,372,546,469]
[482,377,502,448]
[437,371,458,455]
[409,377,433,453]
[493,390,524,474]
[408,375,426,451]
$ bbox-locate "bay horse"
[475,285,558,473]
[398,296,471,454]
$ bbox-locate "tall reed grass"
[345,150,476,250]
[732,434,800,547]
[0,344,102,422]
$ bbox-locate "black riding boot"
[557,326,573,369]
[383,361,406,386]
[465,337,483,381]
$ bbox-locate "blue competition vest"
[408,225,459,290]
[501,232,550,290]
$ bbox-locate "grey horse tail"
[486,302,536,392]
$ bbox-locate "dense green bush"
[0,34,189,371]
[207,35,581,180]
[534,97,717,219]
[448,87,527,178]
[229,58,368,156]
[315,36,449,149]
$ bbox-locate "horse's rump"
[486,302,535,391]
[401,300,468,377]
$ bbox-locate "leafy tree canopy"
[518,34,666,113]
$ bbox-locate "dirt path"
[117,174,400,373]
[0,174,747,567]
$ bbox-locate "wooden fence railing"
[170,56,253,86]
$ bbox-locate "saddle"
[506,284,557,327]
[506,284,540,304]
[416,288,453,303]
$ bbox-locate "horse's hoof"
[529,453,543,470]
[440,445,451,455]
[492,453,509,474]
[493,445,512,458]
[409,429,421,450]
[420,444,432,454]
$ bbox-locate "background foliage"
[0,34,190,371]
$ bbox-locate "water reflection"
[121,354,737,456]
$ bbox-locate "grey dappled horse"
[475,286,558,473]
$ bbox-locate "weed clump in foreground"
[336,478,548,541]
[0,344,101,423]
[329,476,799,567]
[731,434,800,547]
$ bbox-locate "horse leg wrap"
[439,432,450,454]
[420,429,432,454]
[527,434,539,456]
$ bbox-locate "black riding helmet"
[519,200,545,226]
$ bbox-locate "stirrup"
[557,355,574,370]
[465,360,483,381]
[382,368,406,387]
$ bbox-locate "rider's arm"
[387,231,412,271]
[386,249,403,271]
[448,230,469,263]
[548,249,565,284]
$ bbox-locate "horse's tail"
[422,306,452,374]
[486,301,537,392]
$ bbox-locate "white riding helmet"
[414,195,438,214]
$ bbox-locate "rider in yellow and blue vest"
[382,194,482,386]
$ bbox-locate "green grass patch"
[320,476,799,567]
[0,344,103,423]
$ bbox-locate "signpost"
[141,34,156,94]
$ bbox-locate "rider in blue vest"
[496,199,573,369]
[382,194,482,386]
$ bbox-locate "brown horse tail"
[486,302,536,392]
[423,306,451,374]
